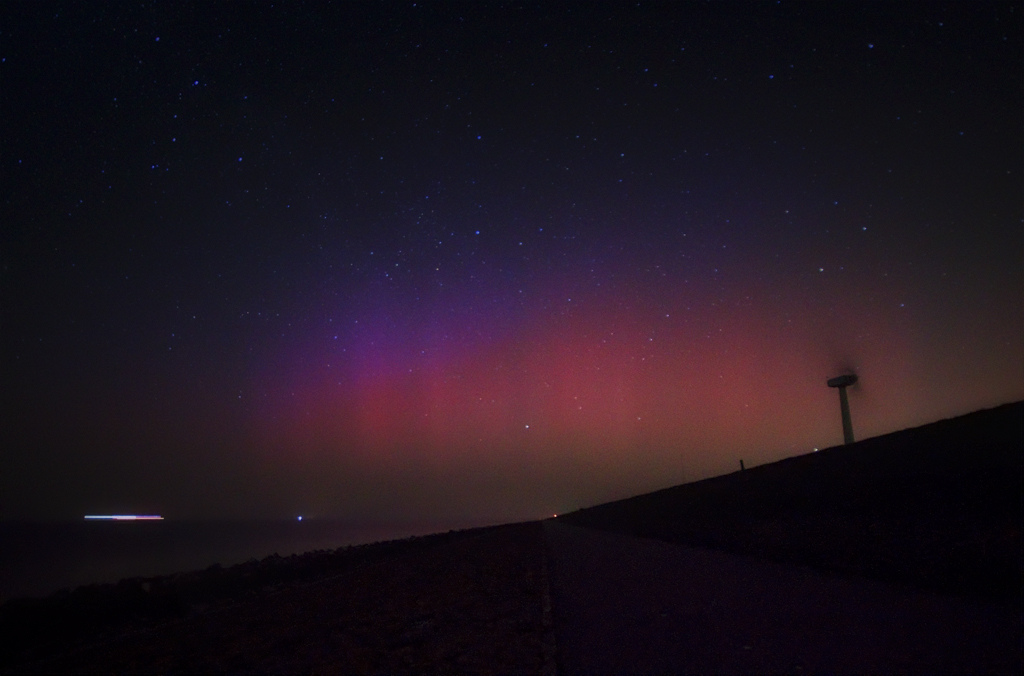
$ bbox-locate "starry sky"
[2,2,1021,523]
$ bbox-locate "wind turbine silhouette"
[827,373,858,444]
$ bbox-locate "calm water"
[0,519,474,602]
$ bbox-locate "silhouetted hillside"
[559,402,1022,600]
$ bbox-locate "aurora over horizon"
[2,2,1021,524]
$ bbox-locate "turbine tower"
[827,373,858,444]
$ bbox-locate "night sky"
[2,2,1021,523]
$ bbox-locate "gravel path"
[544,520,1021,675]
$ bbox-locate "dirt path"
[544,520,1020,675]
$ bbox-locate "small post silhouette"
[827,373,858,444]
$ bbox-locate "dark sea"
[0,519,476,602]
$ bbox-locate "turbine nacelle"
[827,374,858,388]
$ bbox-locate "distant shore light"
[84,515,164,520]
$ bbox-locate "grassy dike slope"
[560,402,1022,601]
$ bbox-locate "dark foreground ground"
[2,523,553,674]
[1,402,1020,673]
[2,520,1019,675]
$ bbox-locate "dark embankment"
[0,523,547,672]
[560,401,1022,601]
